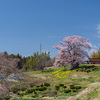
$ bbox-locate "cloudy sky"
[0,0,100,58]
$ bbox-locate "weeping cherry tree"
[53,35,91,70]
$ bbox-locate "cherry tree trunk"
[70,63,79,70]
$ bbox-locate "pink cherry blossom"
[53,35,91,69]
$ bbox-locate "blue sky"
[0,0,100,58]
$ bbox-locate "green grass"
[23,65,70,75]
[10,64,100,100]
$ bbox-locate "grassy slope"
[12,64,100,100]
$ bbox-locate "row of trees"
[24,51,54,71]
[91,48,100,58]
[3,35,92,71]
[2,51,54,72]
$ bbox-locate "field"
[1,64,100,100]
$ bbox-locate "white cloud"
[90,49,97,54]
[88,43,98,49]
[87,42,98,58]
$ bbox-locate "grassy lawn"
[10,64,100,100]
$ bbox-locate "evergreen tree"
[91,49,100,58]
[98,48,100,58]
[91,51,97,58]
[24,51,51,71]
[4,51,8,55]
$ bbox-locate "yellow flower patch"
[52,69,75,79]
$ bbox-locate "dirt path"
[31,74,51,79]
[67,82,100,100]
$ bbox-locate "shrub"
[75,86,81,90]
[33,92,38,98]
[59,84,64,87]
[17,92,24,96]
[21,87,26,91]
[13,87,20,93]
[26,88,35,94]
[64,89,71,93]
[92,68,95,71]
[5,95,12,100]
[40,84,44,87]
[55,85,60,91]
[30,83,35,87]
[44,82,50,87]
[38,87,47,91]
[36,85,40,87]
[35,87,40,91]
[86,69,91,73]
[34,91,37,94]
[72,89,77,92]
[63,86,67,89]
[38,88,44,91]
[70,85,75,89]
[43,86,47,90]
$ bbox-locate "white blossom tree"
[53,35,91,69]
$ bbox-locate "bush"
[36,85,40,87]
[17,92,25,96]
[64,89,71,93]
[38,88,44,91]
[55,85,60,91]
[92,68,95,71]
[34,91,37,94]
[43,86,47,90]
[75,86,81,90]
[35,87,40,91]
[72,89,77,92]
[38,86,47,91]
[44,82,50,87]
[70,85,75,89]
[32,92,38,98]
[86,69,91,73]
[21,87,26,91]
[30,83,35,87]
[40,84,44,87]
[13,87,20,93]
[26,88,35,94]
[5,95,12,100]
[59,84,64,87]
[63,86,67,89]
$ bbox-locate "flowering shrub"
[52,69,75,79]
